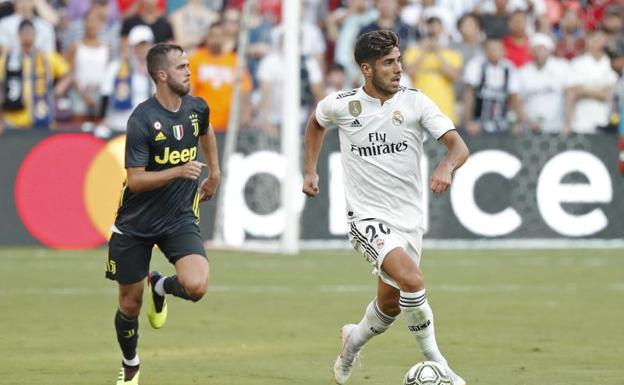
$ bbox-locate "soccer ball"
[403,361,452,385]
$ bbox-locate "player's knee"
[184,279,208,302]
[119,295,142,316]
[394,270,425,293]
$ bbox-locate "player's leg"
[106,232,153,384]
[381,248,465,385]
[148,225,209,328]
[334,221,402,384]
[115,281,143,383]
[340,279,399,359]
[381,247,446,364]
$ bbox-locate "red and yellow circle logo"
[14,133,127,249]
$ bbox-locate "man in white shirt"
[567,30,619,134]
[257,30,324,133]
[303,30,469,385]
[0,0,55,54]
[518,33,572,134]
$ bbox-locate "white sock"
[154,277,166,296]
[344,298,396,358]
[399,289,447,366]
[123,354,140,367]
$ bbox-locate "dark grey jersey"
[114,94,209,238]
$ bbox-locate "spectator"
[169,0,219,51]
[61,0,120,57]
[0,0,56,54]
[404,13,462,124]
[600,5,624,47]
[605,37,624,172]
[221,8,242,54]
[553,7,585,60]
[401,0,455,35]
[479,0,511,39]
[0,19,71,132]
[326,0,375,86]
[246,0,276,89]
[517,33,572,134]
[359,0,412,52]
[325,62,348,94]
[189,21,253,133]
[271,11,327,73]
[66,6,110,124]
[462,36,527,135]
[429,0,483,29]
[117,0,165,18]
[503,10,532,67]
[580,0,614,32]
[451,13,484,68]
[566,29,619,134]
[120,0,173,51]
[96,25,154,137]
[479,0,549,33]
[257,30,324,135]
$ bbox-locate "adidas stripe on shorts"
[348,219,423,290]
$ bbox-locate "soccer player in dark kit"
[105,43,220,385]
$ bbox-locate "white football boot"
[333,324,360,384]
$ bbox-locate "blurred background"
[0,0,622,250]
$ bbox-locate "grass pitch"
[0,247,622,385]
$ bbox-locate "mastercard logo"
[15,133,127,249]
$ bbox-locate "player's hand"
[430,163,453,194]
[199,171,220,201]
[178,161,206,180]
[302,172,320,197]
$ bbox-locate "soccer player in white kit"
[302,30,470,385]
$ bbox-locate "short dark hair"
[354,30,400,65]
[146,43,184,83]
[329,62,345,73]
[457,12,481,31]
[18,18,34,32]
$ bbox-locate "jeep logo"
[155,146,197,165]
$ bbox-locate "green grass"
[0,247,623,385]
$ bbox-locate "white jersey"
[517,57,572,133]
[316,86,454,232]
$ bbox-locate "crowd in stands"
[1,0,624,138]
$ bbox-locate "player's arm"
[302,114,327,197]
[126,163,204,193]
[198,123,221,201]
[430,130,469,194]
[420,92,470,194]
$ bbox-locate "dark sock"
[163,275,192,301]
[114,310,138,361]
[149,273,165,312]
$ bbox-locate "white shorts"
[348,219,423,289]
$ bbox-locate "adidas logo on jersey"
[155,132,167,141]
[350,119,362,127]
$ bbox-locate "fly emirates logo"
[350,132,408,157]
